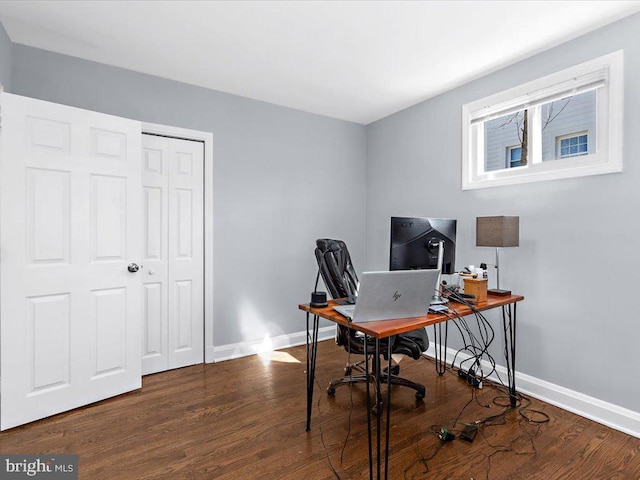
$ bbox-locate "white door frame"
[142,122,215,364]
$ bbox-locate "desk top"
[299,293,524,339]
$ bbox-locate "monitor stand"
[430,240,448,305]
[430,296,448,306]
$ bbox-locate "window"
[506,145,523,168]
[558,133,588,158]
[462,50,623,190]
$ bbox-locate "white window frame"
[462,50,623,190]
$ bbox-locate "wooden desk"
[299,293,524,480]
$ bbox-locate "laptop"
[333,269,440,323]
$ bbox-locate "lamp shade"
[476,216,519,247]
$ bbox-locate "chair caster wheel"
[415,391,425,401]
[327,386,336,397]
[344,366,352,375]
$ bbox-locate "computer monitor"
[389,217,457,274]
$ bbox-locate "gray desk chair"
[314,238,429,402]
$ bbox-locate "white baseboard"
[424,343,640,439]
[210,326,336,363]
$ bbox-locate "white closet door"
[0,93,142,430]
[142,135,204,375]
[141,135,170,374]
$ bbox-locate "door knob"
[127,263,141,273]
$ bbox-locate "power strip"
[458,368,482,388]
[429,304,450,313]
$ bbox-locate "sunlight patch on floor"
[258,335,302,365]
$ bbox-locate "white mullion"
[475,122,485,177]
[529,105,542,165]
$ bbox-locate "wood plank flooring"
[0,339,638,479]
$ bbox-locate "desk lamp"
[476,216,519,296]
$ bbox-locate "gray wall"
[366,12,640,413]
[9,44,367,349]
[0,22,11,91]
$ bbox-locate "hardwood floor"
[0,339,638,479]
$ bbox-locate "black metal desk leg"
[502,304,518,408]
[432,322,448,376]
[375,339,381,479]
[364,335,373,480]
[384,337,393,480]
[305,312,320,431]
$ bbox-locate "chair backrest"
[315,239,359,301]
[315,239,361,349]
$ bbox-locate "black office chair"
[314,238,429,402]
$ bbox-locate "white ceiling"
[1,1,639,125]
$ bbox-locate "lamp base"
[488,288,511,296]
